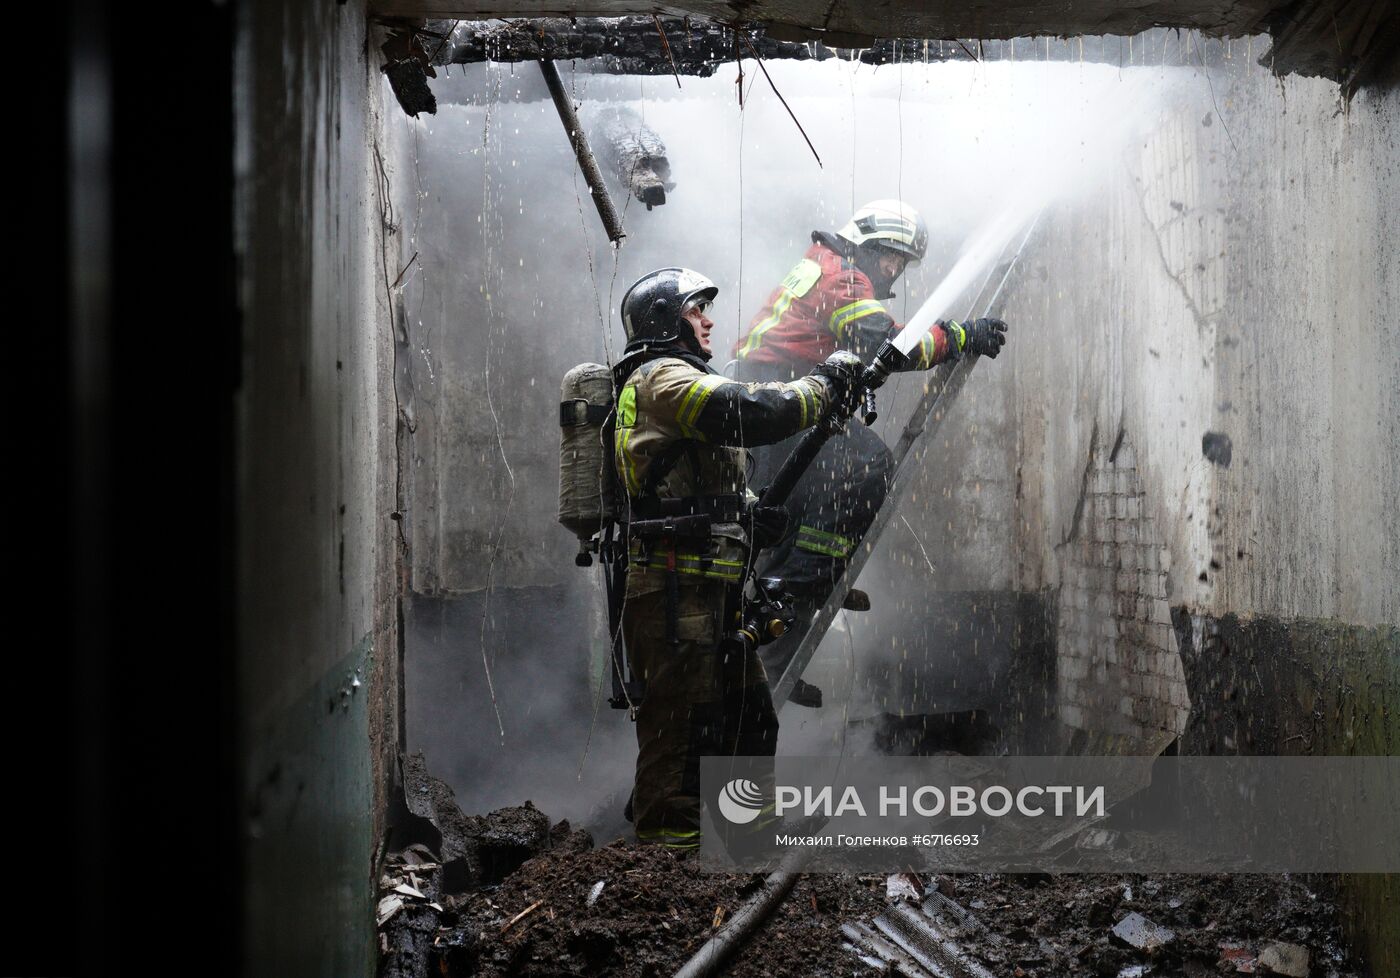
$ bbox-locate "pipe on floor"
[671,848,810,978]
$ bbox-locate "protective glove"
[744,503,790,551]
[810,349,865,413]
[940,317,1009,359]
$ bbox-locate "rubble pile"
[377,759,1361,977]
[434,840,890,977]
[377,756,885,976]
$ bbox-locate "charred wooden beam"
[419,18,1154,77]
[427,17,846,77]
[403,18,1218,83]
[381,13,1400,94]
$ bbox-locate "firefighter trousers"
[739,360,893,610]
[751,413,892,601]
[742,387,893,682]
[621,576,779,850]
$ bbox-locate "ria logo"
[717,779,764,824]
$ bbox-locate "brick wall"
[1055,433,1190,741]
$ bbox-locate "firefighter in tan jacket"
[612,267,861,851]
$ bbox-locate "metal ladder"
[772,215,1042,707]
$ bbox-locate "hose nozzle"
[859,340,909,425]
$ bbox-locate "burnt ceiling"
[372,0,1399,88]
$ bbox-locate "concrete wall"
[994,67,1399,746]
[235,4,409,974]
[984,66,1399,973]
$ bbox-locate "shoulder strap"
[639,438,693,499]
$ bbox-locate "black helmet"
[620,267,718,355]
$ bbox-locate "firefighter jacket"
[613,348,830,595]
[734,231,957,373]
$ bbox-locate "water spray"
[768,213,1044,708]
[896,206,1038,357]
[760,207,1038,509]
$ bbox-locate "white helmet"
[836,199,928,263]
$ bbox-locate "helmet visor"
[880,239,922,265]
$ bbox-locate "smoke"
[896,71,1180,351]
[399,51,1190,826]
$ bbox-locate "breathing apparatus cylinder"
[558,363,618,561]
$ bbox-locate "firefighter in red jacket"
[733,200,1010,707]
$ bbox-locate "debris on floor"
[1258,941,1311,977]
[1219,942,1259,972]
[886,871,928,904]
[845,884,1000,978]
[893,874,1357,978]
[380,834,889,977]
[396,752,592,893]
[586,880,606,907]
[1110,910,1176,951]
[376,769,1361,977]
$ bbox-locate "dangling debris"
[591,108,675,209]
[380,27,438,117]
[740,34,823,167]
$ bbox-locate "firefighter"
[733,200,1010,707]
[613,266,862,851]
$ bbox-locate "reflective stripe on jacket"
[614,357,828,500]
[614,355,829,595]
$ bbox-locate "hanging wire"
[476,64,510,743]
[740,34,822,167]
[573,61,635,778]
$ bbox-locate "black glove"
[811,350,865,413]
[744,503,790,551]
[942,317,1009,358]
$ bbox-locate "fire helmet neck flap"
[836,199,929,298]
[620,267,719,359]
